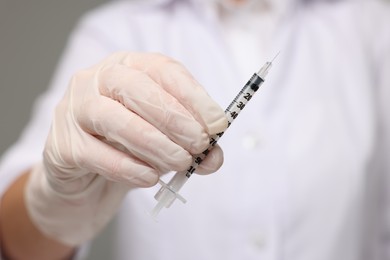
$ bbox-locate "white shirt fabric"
[1,0,390,259]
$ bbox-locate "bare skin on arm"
[0,171,75,260]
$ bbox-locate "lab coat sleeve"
[379,26,390,260]
[0,5,134,259]
[373,2,390,257]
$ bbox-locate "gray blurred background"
[0,1,113,259]
[0,0,107,156]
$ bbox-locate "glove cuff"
[25,162,128,246]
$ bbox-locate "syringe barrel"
[167,170,189,190]
[154,171,188,208]
[152,61,272,215]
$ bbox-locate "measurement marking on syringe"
[151,54,278,218]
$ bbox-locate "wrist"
[25,162,129,246]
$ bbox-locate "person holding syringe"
[1,0,390,259]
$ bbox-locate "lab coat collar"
[135,0,296,9]
[138,0,299,17]
[131,0,333,7]
[127,0,305,25]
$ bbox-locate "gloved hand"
[25,52,228,246]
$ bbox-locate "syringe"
[151,56,277,218]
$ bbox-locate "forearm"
[0,171,75,260]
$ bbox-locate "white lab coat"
[1,0,390,259]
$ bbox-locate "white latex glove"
[25,52,228,246]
